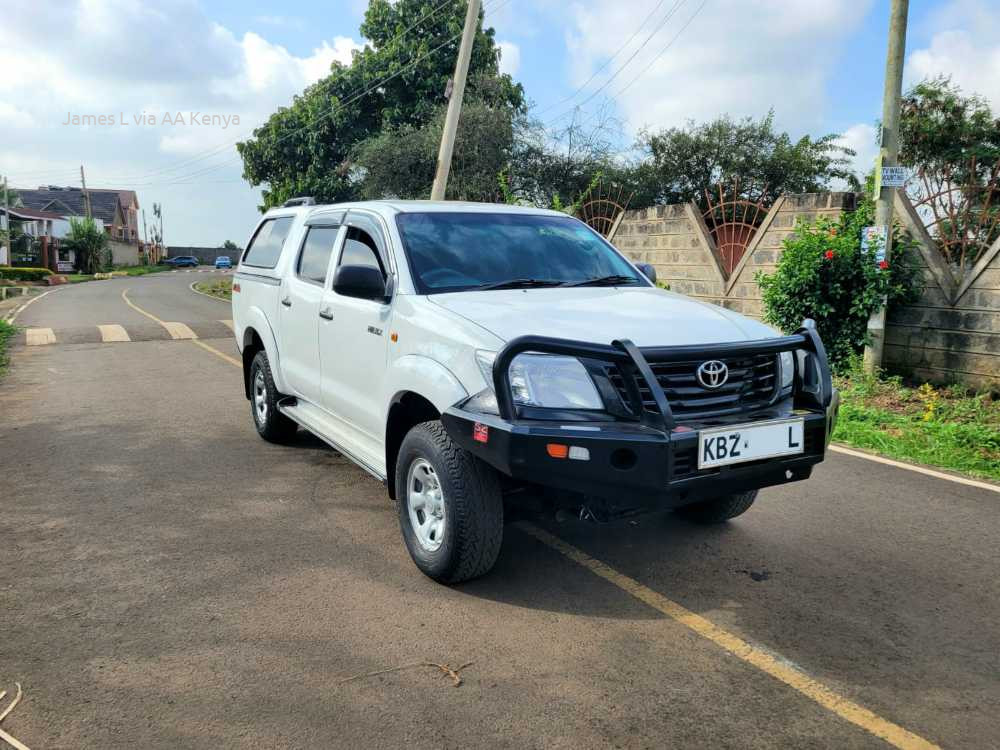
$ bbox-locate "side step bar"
[277,397,387,482]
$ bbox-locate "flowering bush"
[757,198,920,371]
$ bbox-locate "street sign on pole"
[880,166,908,188]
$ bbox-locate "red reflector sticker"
[473,423,489,443]
[232,283,241,293]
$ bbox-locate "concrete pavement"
[0,273,997,749]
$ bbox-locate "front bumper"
[441,320,839,508]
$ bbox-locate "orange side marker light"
[546,443,569,459]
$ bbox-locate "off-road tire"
[249,350,297,443]
[676,489,758,524]
[395,421,504,584]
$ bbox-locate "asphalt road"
[1,273,997,749]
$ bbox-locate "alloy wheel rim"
[406,458,446,552]
[253,370,268,423]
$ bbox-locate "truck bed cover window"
[242,216,294,269]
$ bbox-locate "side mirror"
[636,262,657,284]
[333,265,387,301]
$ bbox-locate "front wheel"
[395,421,504,584]
[676,489,758,524]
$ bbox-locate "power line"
[532,0,671,119]
[543,0,687,129]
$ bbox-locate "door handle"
[318,308,334,320]
[281,297,292,307]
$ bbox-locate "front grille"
[607,353,778,421]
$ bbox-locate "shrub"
[0,266,54,282]
[63,216,111,274]
[756,198,920,371]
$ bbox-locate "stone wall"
[611,192,999,388]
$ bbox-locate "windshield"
[395,212,647,294]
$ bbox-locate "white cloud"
[497,40,521,76]
[834,123,879,184]
[562,0,872,135]
[905,0,1000,106]
[0,0,363,245]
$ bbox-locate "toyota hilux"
[231,198,838,584]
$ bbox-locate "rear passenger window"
[297,226,339,284]
[339,227,384,276]
[242,217,293,268]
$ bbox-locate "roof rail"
[282,196,316,207]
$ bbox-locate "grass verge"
[194,277,232,301]
[833,363,1000,482]
[0,319,16,378]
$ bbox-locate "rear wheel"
[395,421,503,583]
[676,489,758,524]
[249,350,297,443]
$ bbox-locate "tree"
[633,112,857,209]
[64,217,110,274]
[220,240,240,251]
[899,76,1000,270]
[237,0,524,209]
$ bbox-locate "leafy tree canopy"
[899,76,1000,268]
[238,0,524,209]
[632,112,857,208]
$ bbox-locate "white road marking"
[829,444,999,494]
[162,322,198,340]
[219,319,235,332]
[3,288,61,324]
[25,328,56,346]
[97,324,131,342]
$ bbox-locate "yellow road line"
[122,288,240,366]
[518,522,940,750]
[191,339,242,368]
[25,328,56,346]
[219,319,235,332]
[97,324,130,342]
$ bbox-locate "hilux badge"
[696,360,729,389]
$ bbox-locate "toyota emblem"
[696,360,729,389]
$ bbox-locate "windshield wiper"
[477,278,566,291]
[563,274,641,287]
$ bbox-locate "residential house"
[0,206,73,270]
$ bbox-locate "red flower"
[824,250,835,260]
[878,260,889,270]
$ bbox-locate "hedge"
[0,266,54,281]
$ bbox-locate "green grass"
[194,277,232,301]
[0,319,16,378]
[833,364,1000,482]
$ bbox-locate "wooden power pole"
[430,0,481,201]
[80,165,92,219]
[863,0,909,373]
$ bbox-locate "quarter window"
[297,226,339,284]
[242,216,293,269]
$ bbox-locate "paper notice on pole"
[861,226,888,263]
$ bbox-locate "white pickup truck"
[232,198,838,583]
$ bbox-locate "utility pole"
[80,165,92,219]
[2,175,9,266]
[863,0,909,373]
[430,0,481,200]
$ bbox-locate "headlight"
[475,351,603,410]
[779,351,794,391]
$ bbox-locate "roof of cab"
[265,199,570,221]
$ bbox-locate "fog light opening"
[785,470,794,479]
[610,448,637,471]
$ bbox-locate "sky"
[1,0,998,247]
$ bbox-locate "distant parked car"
[215,256,233,269]
[165,256,199,268]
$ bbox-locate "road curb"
[189,280,231,304]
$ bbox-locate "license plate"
[697,418,804,469]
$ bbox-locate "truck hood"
[428,287,777,347]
